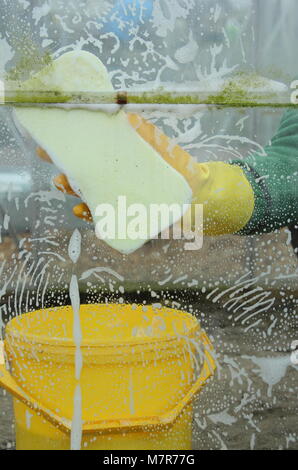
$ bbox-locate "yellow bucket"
[0,304,216,450]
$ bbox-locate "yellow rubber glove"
[37,113,254,235]
[128,114,254,235]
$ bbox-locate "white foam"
[68,229,82,264]
[70,384,82,450]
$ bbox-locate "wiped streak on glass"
[68,230,83,450]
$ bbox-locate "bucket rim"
[5,303,200,355]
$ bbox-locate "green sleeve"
[231,109,298,235]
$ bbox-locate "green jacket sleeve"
[231,109,298,235]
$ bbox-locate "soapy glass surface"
[0,0,297,451]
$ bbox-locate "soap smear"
[13,50,192,254]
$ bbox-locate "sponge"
[13,51,192,253]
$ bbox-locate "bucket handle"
[0,332,216,435]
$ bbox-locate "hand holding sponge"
[15,50,254,252]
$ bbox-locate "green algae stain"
[128,92,198,105]
[3,38,70,104]
[11,90,70,105]
[5,52,72,104]
[3,66,296,107]
[5,51,52,81]
[128,73,294,107]
[208,77,250,104]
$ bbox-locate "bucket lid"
[5,303,200,358]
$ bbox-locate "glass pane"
[0,0,297,451]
